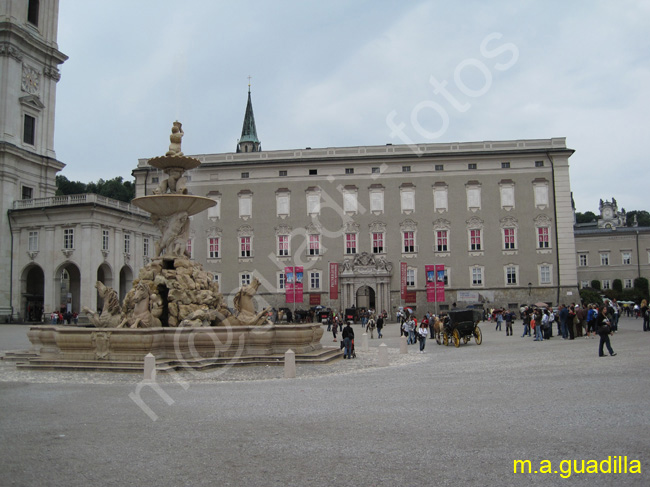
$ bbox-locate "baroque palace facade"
[134,93,580,316]
[0,0,157,322]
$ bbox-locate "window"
[343,190,357,213]
[370,190,384,213]
[240,236,252,257]
[602,280,611,290]
[501,162,510,168]
[28,0,39,26]
[186,238,193,258]
[207,194,221,219]
[345,168,354,174]
[309,169,317,175]
[433,184,448,211]
[402,166,411,172]
[535,161,544,167]
[539,265,552,284]
[277,272,285,291]
[505,266,517,285]
[371,167,380,174]
[578,254,588,267]
[307,194,320,215]
[466,184,481,210]
[435,164,444,171]
[151,177,159,184]
[23,115,35,145]
[503,228,516,250]
[403,231,415,253]
[22,186,33,200]
[622,252,631,265]
[436,230,448,252]
[406,268,416,287]
[276,193,290,216]
[310,271,321,290]
[279,170,287,177]
[240,273,251,287]
[471,267,483,286]
[309,234,320,255]
[400,189,415,213]
[208,237,220,258]
[28,231,38,252]
[580,280,589,289]
[238,193,252,218]
[102,230,109,251]
[537,227,550,249]
[624,279,633,289]
[470,229,482,251]
[372,232,384,254]
[124,234,131,254]
[600,253,609,266]
[212,274,221,288]
[345,233,357,254]
[468,163,477,170]
[63,228,74,250]
[143,237,150,257]
[277,235,289,257]
[241,172,249,179]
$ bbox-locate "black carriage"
[436,309,483,347]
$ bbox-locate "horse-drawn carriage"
[434,309,482,347]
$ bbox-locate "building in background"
[1,0,157,321]
[134,91,580,316]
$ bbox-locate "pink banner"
[426,264,446,303]
[285,266,304,303]
[329,263,339,300]
[285,266,294,303]
[400,262,407,301]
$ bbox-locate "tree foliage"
[625,210,650,227]
[590,280,601,291]
[56,175,135,203]
[575,211,597,224]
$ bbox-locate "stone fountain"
[10,123,333,372]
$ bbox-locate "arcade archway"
[355,285,376,310]
[54,262,81,314]
[21,264,44,321]
[119,265,133,302]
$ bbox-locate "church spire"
[237,78,261,153]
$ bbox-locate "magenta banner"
[285,266,304,303]
[400,262,407,301]
[426,264,445,303]
[329,263,339,300]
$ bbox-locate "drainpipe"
[546,152,561,306]
[636,230,641,279]
[7,209,15,322]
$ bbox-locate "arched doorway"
[21,264,44,321]
[55,263,81,314]
[96,263,113,310]
[356,285,376,310]
[119,266,133,302]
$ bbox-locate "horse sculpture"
[81,281,122,328]
[118,282,161,329]
[221,277,271,327]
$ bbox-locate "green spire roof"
[239,89,259,144]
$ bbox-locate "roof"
[239,90,259,144]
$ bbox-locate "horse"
[118,282,161,329]
[82,281,122,328]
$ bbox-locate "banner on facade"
[400,262,407,301]
[329,262,339,300]
[426,265,446,303]
[285,266,304,303]
[310,293,321,306]
[457,290,479,302]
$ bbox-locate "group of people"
[49,309,78,325]
[400,312,435,353]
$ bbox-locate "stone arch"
[96,263,114,309]
[119,265,134,303]
[20,263,44,321]
[54,261,82,314]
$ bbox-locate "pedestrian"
[641,299,649,331]
[505,310,513,336]
[586,304,597,338]
[534,309,544,342]
[417,321,428,353]
[376,314,384,339]
[495,310,503,331]
[521,308,531,337]
[366,316,376,339]
[342,321,354,359]
[596,305,616,357]
[559,304,569,339]
[332,320,338,342]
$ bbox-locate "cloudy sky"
[55,0,649,214]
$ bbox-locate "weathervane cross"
[247,75,252,92]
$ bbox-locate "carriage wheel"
[443,332,449,346]
[474,326,483,345]
[452,329,460,348]
[436,332,442,345]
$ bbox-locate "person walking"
[366,316,376,339]
[495,310,504,331]
[505,310,513,336]
[596,305,616,357]
[342,321,354,359]
[417,321,428,353]
[332,319,338,342]
[641,299,649,331]
[534,309,544,342]
[376,314,384,339]
[521,308,531,337]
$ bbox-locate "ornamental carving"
[237,225,253,237]
[0,42,23,61]
[274,224,292,236]
[206,226,223,237]
[305,222,321,234]
[43,66,61,81]
[344,221,360,233]
[433,218,451,230]
[400,219,417,232]
[368,221,386,233]
[466,216,484,229]
[499,216,519,228]
[341,252,393,274]
[533,214,552,226]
